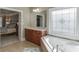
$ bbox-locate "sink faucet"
[52,44,59,52]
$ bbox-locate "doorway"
[0,8,22,47]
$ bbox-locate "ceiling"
[0,9,19,16]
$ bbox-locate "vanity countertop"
[25,27,47,31]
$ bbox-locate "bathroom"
[1,7,79,52]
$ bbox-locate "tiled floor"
[0,41,40,52]
[1,35,19,47]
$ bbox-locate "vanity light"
[33,8,40,12]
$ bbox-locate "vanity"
[25,27,47,46]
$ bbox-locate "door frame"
[0,7,23,41]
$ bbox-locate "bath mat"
[23,47,41,52]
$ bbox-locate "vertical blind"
[49,8,77,36]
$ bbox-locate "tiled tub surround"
[41,35,79,52]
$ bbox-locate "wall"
[76,8,79,36]
[9,7,31,41]
[44,10,48,27]
[0,17,2,27]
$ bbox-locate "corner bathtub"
[41,35,79,52]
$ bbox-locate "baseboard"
[19,37,25,41]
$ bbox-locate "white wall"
[30,12,36,27]
[9,7,31,41]
[76,8,79,36]
[0,17,2,27]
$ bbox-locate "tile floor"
[0,41,40,52]
[0,34,40,52]
[1,34,19,47]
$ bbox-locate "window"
[49,8,77,37]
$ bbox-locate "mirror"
[36,15,43,27]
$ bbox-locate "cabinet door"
[25,29,33,42]
[32,31,42,45]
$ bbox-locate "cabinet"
[25,28,47,46]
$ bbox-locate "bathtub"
[41,35,59,52]
[41,35,79,52]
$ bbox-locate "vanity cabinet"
[25,27,47,46]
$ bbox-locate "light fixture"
[33,8,40,12]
